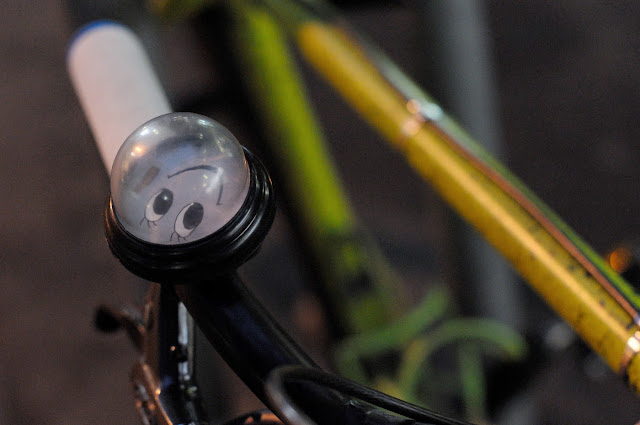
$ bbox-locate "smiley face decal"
[110,113,250,245]
[139,165,223,242]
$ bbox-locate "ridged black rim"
[104,148,276,284]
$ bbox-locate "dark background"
[1,1,640,423]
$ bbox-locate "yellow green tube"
[289,20,640,392]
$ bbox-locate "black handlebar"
[174,274,471,425]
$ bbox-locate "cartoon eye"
[144,188,173,223]
[174,202,204,238]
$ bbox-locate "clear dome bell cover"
[110,113,250,245]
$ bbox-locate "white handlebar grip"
[67,21,172,174]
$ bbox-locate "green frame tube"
[228,1,411,333]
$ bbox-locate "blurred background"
[1,1,640,423]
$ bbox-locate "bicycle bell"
[105,112,275,283]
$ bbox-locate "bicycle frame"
[227,0,640,392]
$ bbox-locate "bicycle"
[66,1,640,422]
